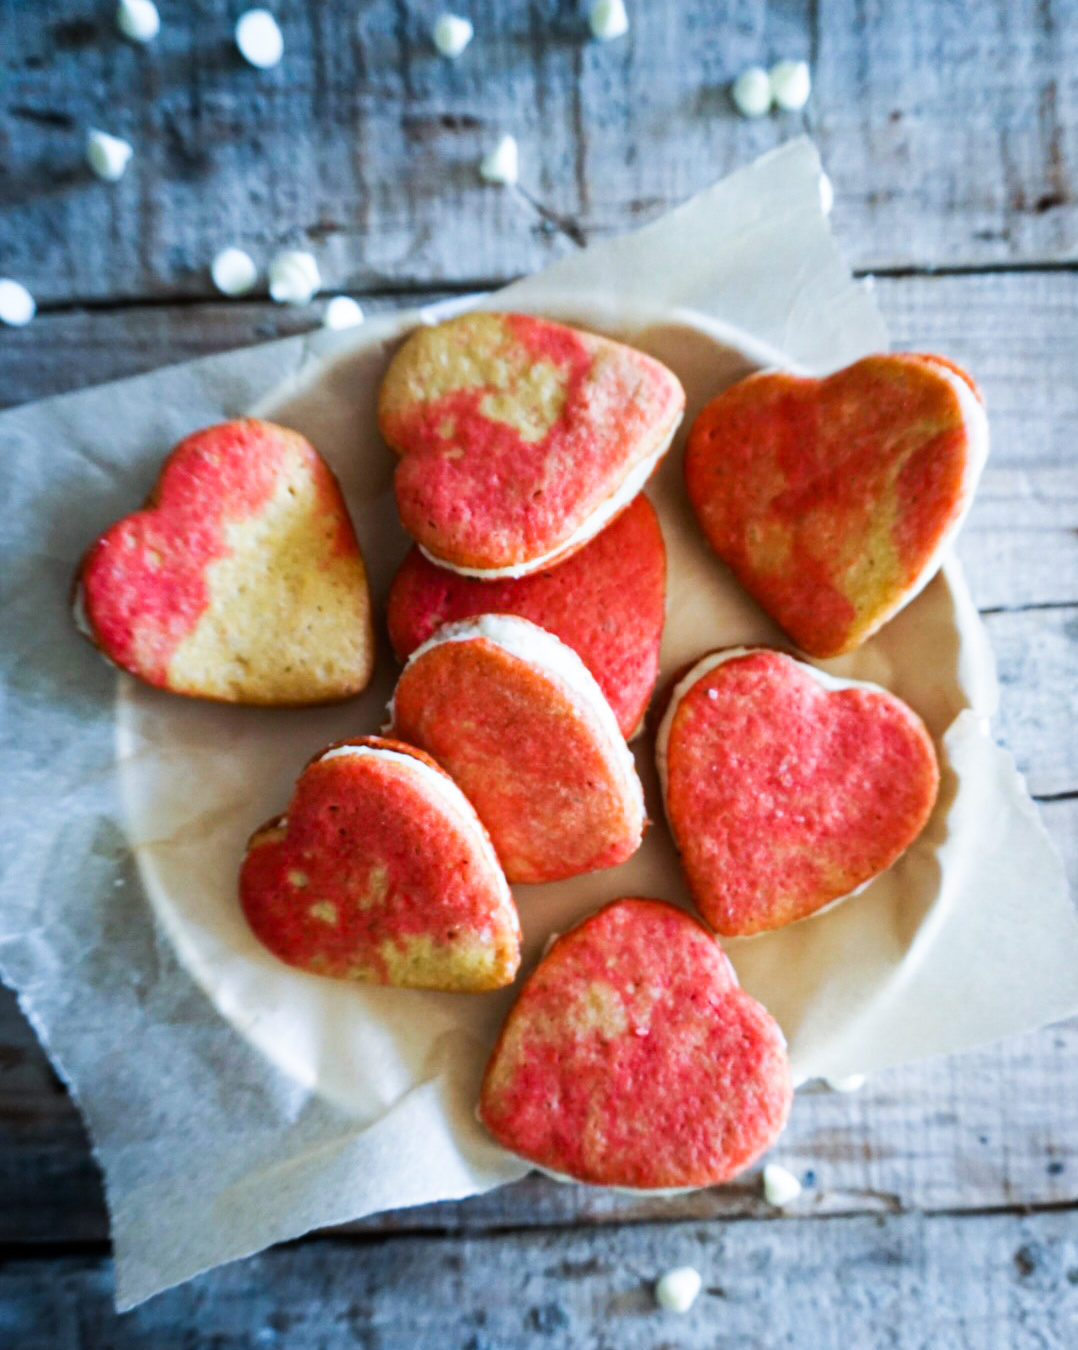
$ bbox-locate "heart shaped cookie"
[685,354,988,657]
[657,648,939,936]
[387,494,666,738]
[389,615,646,883]
[479,898,792,1189]
[379,312,684,577]
[240,737,521,992]
[75,419,374,704]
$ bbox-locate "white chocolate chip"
[116,0,160,43]
[818,170,834,215]
[731,66,772,118]
[0,279,36,328]
[210,247,258,297]
[825,1073,866,1093]
[589,0,629,41]
[235,9,284,69]
[323,295,365,329]
[479,134,519,185]
[86,129,133,182]
[268,249,320,304]
[762,1162,802,1208]
[432,13,473,58]
[769,58,811,111]
[654,1266,701,1313]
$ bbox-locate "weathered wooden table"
[3,3,1077,1345]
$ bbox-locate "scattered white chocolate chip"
[654,1265,701,1313]
[210,247,258,297]
[731,66,772,118]
[769,58,811,111]
[235,9,284,69]
[432,13,473,58]
[268,249,320,304]
[116,0,160,42]
[826,1073,866,1093]
[323,295,365,329]
[818,170,834,215]
[589,0,629,42]
[86,129,133,182]
[479,134,519,185]
[0,279,36,328]
[763,1162,803,1208]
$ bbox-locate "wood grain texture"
[2,0,1077,306]
[3,1209,1078,1347]
[3,271,1077,612]
[3,0,1077,1335]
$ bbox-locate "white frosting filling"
[72,581,94,640]
[312,743,513,919]
[420,415,680,579]
[390,615,643,815]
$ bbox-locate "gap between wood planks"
[3,1195,1078,1266]
[21,257,1078,317]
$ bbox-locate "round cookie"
[240,736,521,992]
[75,419,374,704]
[389,615,646,883]
[386,494,666,738]
[379,311,684,577]
[657,647,940,936]
[684,353,988,657]
[479,898,792,1189]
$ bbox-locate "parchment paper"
[1,140,1076,1310]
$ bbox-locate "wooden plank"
[3,1,1077,306]
[986,606,1078,798]
[2,801,1075,1244]
[3,271,1078,610]
[879,272,1078,612]
[3,1209,1078,1346]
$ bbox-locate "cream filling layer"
[533,1161,700,1196]
[390,614,644,817]
[72,580,94,640]
[419,414,680,579]
[313,744,515,928]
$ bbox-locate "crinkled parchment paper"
[1,141,1076,1309]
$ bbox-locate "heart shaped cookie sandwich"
[379,312,684,577]
[479,898,792,1188]
[684,354,988,656]
[75,419,374,704]
[240,736,521,991]
[387,494,666,738]
[389,615,646,882]
[657,648,939,936]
